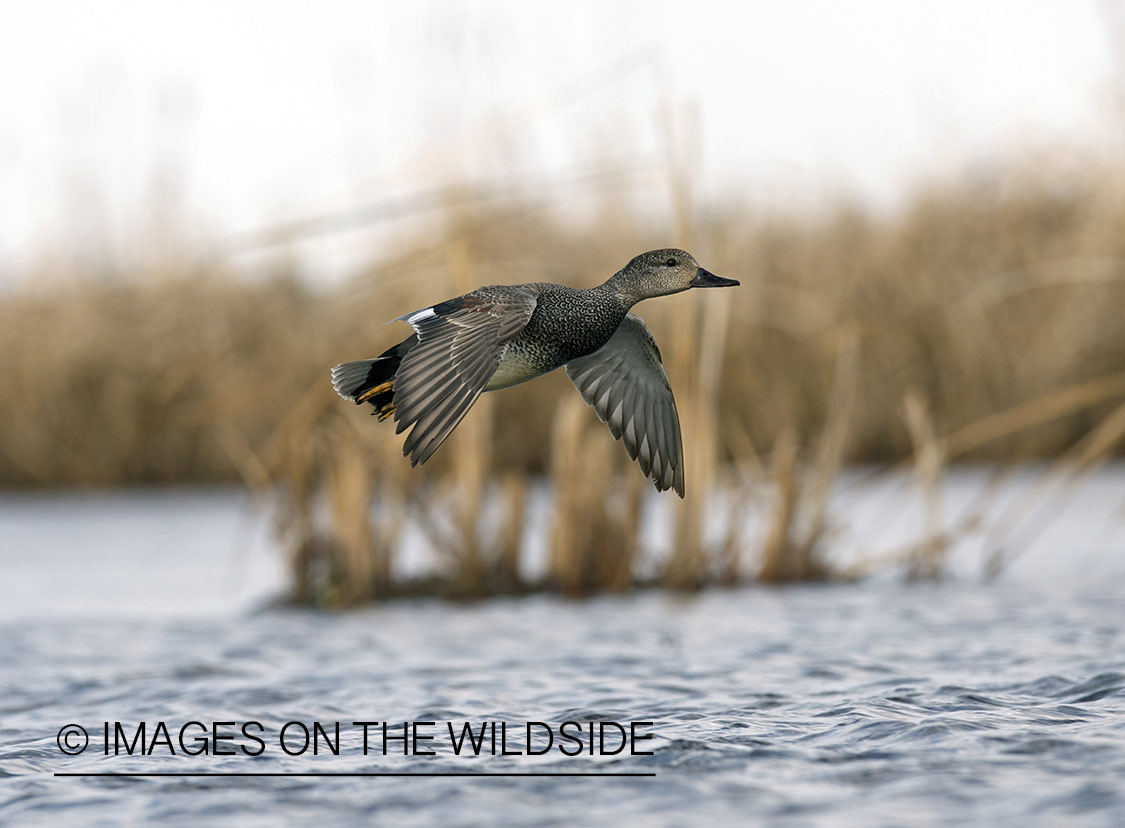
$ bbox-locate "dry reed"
[3,156,1125,603]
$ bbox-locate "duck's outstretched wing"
[393,286,538,466]
[565,313,685,497]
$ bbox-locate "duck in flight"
[331,249,739,497]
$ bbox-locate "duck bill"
[691,267,740,288]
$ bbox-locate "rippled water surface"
[2,476,1124,826]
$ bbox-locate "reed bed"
[3,159,1125,603]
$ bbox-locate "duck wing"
[393,286,538,465]
[565,314,685,497]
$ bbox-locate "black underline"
[55,771,655,778]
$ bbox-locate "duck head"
[609,248,739,304]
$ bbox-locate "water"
[1,473,1124,826]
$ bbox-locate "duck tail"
[330,335,417,422]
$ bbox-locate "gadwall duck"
[331,249,738,496]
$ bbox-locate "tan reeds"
[661,98,724,590]
[903,388,948,580]
[758,335,859,582]
[3,155,1125,601]
[548,394,645,595]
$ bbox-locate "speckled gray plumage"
[330,248,740,495]
[487,282,628,386]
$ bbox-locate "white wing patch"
[390,286,539,466]
[401,307,437,326]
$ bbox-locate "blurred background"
[2,0,1125,606]
[7,8,1125,821]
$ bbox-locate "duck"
[331,249,739,496]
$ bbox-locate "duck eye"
[665,258,677,267]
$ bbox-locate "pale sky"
[0,0,1119,280]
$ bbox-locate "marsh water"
[1,469,1124,826]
